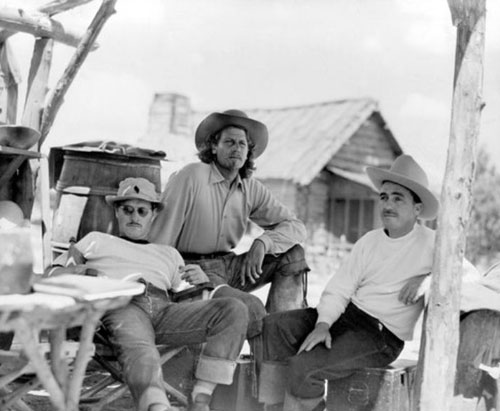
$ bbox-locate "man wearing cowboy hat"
[150,110,309,340]
[257,155,450,411]
[50,177,249,411]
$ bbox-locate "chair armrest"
[171,282,214,302]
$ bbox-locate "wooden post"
[39,0,117,148]
[0,41,20,124]
[22,38,54,130]
[415,1,487,410]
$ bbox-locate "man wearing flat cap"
[150,110,309,340]
[257,155,472,411]
[50,177,249,411]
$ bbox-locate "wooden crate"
[326,359,417,411]
[211,357,263,411]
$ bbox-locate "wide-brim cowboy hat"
[195,109,269,159]
[366,154,439,220]
[105,177,163,210]
[0,125,41,150]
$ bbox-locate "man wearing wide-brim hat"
[49,177,249,411]
[150,109,310,340]
[257,155,455,411]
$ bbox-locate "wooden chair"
[79,282,214,411]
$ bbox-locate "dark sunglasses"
[118,205,152,217]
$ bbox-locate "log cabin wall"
[258,113,400,277]
[330,113,400,173]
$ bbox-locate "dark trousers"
[259,303,404,408]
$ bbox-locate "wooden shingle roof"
[240,98,394,185]
[144,96,400,186]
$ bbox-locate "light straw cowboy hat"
[105,177,163,210]
[366,154,439,220]
[195,109,269,159]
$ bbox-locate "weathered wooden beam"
[39,0,117,148]
[0,41,20,124]
[39,0,96,16]
[0,0,95,44]
[415,1,487,410]
[22,38,54,131]
[0,6,97,49]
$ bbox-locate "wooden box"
[326,359,417,411]
[211,357,263,411]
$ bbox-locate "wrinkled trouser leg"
[155,297,249,384]
[260,306,404,411]
[102,289,249,411]
[229,244,310,313]
[211,285,266,339]
[102,298,168,411]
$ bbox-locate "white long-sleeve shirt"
[316,224,435,341]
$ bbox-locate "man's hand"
[240,239,266,286]
[180,264,209,285]
[298,322,331,354]
[398,273,431,305]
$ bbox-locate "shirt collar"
[209,162,244,189]
[120,235,150,244]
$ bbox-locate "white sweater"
[316,224,435,341]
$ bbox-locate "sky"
[6,0,500,183]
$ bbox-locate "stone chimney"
[146,93,191,138]
[139,93,198,163]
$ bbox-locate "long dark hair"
[197,126,256,179]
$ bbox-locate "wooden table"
[0,282,144,411]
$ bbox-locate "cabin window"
[331,198,375,243]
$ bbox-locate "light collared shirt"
[150,162,306,254]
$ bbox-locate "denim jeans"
[101,282,248,411]
[184,244,310,338]
[259,303,404,410]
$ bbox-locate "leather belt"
[180,251,231,260]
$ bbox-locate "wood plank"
[0,41,19,124]
[0,6,97,49]
[39,155,53,270]
[0,155,27,187]
[415,1,487,410]
[39,0,95,16]
[0,146,42,157]
[0,0,94,43]
[22,38,54,132]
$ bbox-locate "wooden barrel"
[51,148,162,248]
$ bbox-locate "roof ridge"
[245,97,377,113]
[191,97,378,115]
